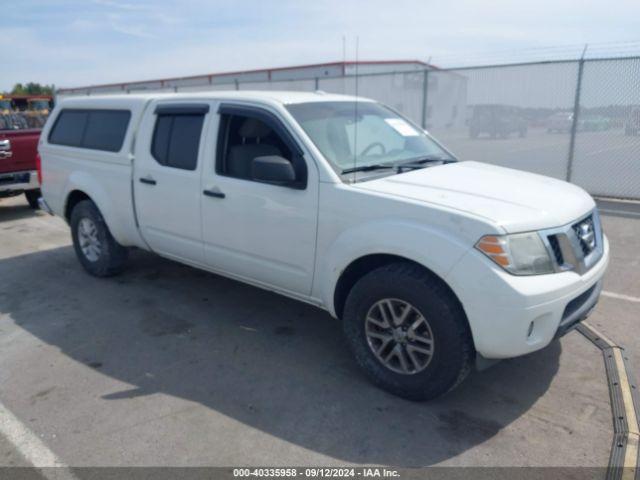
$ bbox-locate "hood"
[355,161,595,233]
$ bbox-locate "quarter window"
[151,113,204,171]
[48,109,131,151]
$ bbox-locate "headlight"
[475,233,554,275]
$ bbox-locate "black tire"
[342,262,474,401]
[24,189,40,209]
[70,200,128,277]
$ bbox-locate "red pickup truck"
[0,112,42,208]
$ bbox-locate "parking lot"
[0,194,638,472]
[432,127,640,199]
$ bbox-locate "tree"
[9,82,54,96]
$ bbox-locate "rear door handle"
[139,177,157,185]
[203,189,225,199]
[0,151,12,159]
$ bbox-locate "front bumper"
[553,279,602,339]
[446,234,609,359]
[0,170,39,195]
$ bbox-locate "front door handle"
[0,151,12,159]
[139,177,157,185]
[203,189,225,199]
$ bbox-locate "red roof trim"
[3,94,53,100]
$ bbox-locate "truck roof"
[58,90,373,108]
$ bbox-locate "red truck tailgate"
[0,129,41,174]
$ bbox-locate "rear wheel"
[24,189,40,209]
[342,262,474,401]
[70,200,128,277]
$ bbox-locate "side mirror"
[251,155,296,186]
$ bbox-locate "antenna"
[352,36,359,183]
[342,35,346,64]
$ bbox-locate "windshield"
[286,101,454,177]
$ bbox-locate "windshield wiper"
[341,156,455,176]
[401,155,456,165]
[395,155,456,172]
[341,164,394,174]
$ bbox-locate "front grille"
[573,215,596,256]
[540,210,603,275]
[547,235,564,265]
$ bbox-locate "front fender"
[316,219,472,317]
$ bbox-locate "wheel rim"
[78,217,102,262]
[365,298,435,375]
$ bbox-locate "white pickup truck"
[38,91,609,400]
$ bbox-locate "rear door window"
[151,112,205,171]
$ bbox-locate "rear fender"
[63,171,136,246]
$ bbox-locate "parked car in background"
[0,112,43,208]
[547,112,574,133]
[469,104,528,139]
[580,115,611,132]
[39,92,608,401]
[625,108,640,136]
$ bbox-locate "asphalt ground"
[0,193,638,476]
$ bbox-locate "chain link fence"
[57,56,640,200]
[571,58,640,198]
[424,62,578,181]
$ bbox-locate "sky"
[2,0,639,91]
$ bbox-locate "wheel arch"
[332,253,467,324]
[61,171,143,248]
[64,189,91,222]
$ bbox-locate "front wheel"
[70,200,128,277]
[342,262,474,401]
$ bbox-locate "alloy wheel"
[365,298,435,375]
[78,217,102,262]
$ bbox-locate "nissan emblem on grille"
[576,218,596,253]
